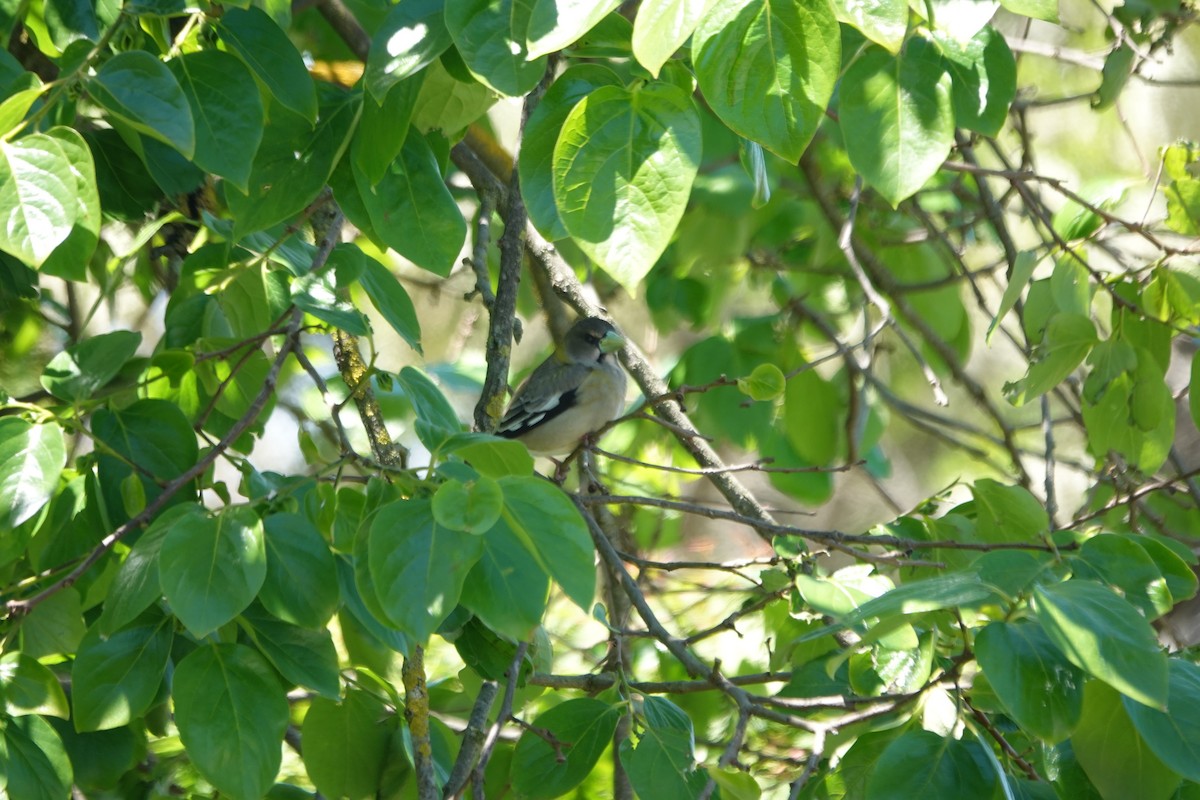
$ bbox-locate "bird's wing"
[497,360,591,438]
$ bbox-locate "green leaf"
[620,718,708,800]
[1032,580,1168,709]
[833,0,907,52]
[0,652,70,718]
[173,643,289,800]
[432,475,503,533]
[0,132,79,266]
[865,730,994,799]
[738,362,786,401]
[98,509,184,635]
[43,0,99,50]
[353,128,465,277]
[368,498,484,641]
[291,266,371,335]
[840,39,955,206]
[71,612,173,731]
[1079,533,1170,618]
[40,329,141,402]
[460,509,551,640]
[526,0,623,58]
[218,6,317,122]
[159,506,267,637]
[410,60,499,136]
[986,249,1040,342]
[499,475,595,612]
[19,588,86,659]
[693,0,840,162]
[365,0,453,102]
[1005,312,1097,406]
[1072,680,1180,800]
[1094,43,1135,111]
[301,690,391,800]
[352,74,423,187]
[632,0,718,77]
[937,25,1016,136]
[972,478,1049,543]
[839,571,998,628]
[1125,659,1200,783]
[2,714,74,800]
[446,0,548,96]
[353,247,423,353]
[167,50,264,192]
[975,621,1084,742]
[0,86,44,137]
[998,0,1058,21]
[512,698,621,799]
[784,368,843,464]
[241,606,340,698]
[445,435,535,477]
[228,87,358,238]
[519,64,622,241]
[260,513,339,629]
[89,51,194,157]
[0,418,66,529]
[397,366,462,449]
[553,82,701,289]
[39,126,101,281]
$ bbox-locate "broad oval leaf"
[519,64,623,241]
[301,690,392,800]
[228,87,359,238]
[355,247,423,353]
[366,0,453,102]
[431,475,503,533]
[526,0,623,58]
[167,50,264,192]
[241,605,340,698]
[173,643,289,800]
[865,730,994,799]
[840,39,955,206]
[633,0,718,77]
[553,82,701,289]
[40,329,141,402]
[353,129,466,277]
[260,512,339,629]
[834,0,907,52]
[1072,680,1181,800]
[368,497,485,641]
[512,698,621,799]
[218,6,317,122]
[0,652,70,719]
[71,613,173,732]
[159,506,267,637]
[1033,580,1168,709]
[1124,659,1200,783]
[2,714,73,800]
[0,132,79,266]
[89,51,194,158]
[499,475,595,612]
[975,620,1084,742]
[0,418,66,529]
[39,125,101,280]
[460,510,551,640]
[445,0,548,96]
[693,0,840,163]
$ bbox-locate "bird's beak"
[599,330,625,354]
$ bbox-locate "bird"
[496,317,628,455]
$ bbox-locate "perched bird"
[496,318,628,455]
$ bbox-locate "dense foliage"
[1,0,1200,797]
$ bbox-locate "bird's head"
[564,317,625,363]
